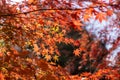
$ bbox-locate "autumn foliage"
[0,0,120,79]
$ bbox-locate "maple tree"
[0,0,120,79]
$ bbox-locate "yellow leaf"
[53,55,59,62]
[51,26,59,32]
[45,54,51,61]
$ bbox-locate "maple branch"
[0,8,82,17]
[0,1,119,17]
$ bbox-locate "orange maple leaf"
[73,20,83,27]
[0,73,4,80]
[28,0,33,4]
[85,8,94,15]
[0,53,3,57]
[73,49,80,56]
[33,43,39,52]
[71,20,83,30]
[96,12,106,22]
[28,0,37,4]
[106,9,113,16]
[83,14,91,22]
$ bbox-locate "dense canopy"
[0,0,120,79]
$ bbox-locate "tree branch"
[0,1,119,17]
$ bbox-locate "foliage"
[0,50,70,80]
[0,0,120,79]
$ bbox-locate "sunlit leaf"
[45,54,51,61]
[53,55,59,62]
[83,14,91,22]
[96,12,106,22]
[73,49,80,56]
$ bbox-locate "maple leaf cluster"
[0,0,120,79]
